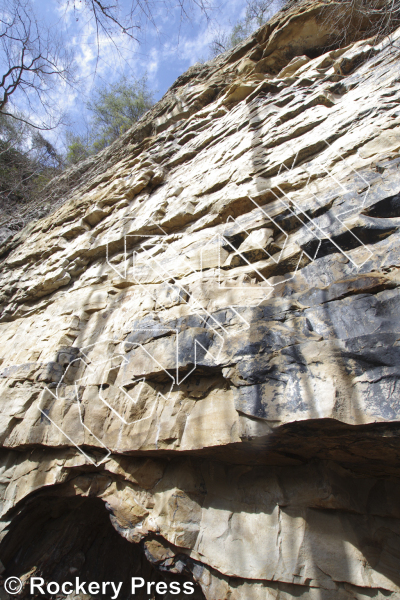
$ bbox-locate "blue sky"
[7,0,280,150]
[25,0,249,148]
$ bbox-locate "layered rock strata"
[1,1,400,598]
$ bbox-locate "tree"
[247,0,280,25]
[209,0,284,58]
[65,75,155,163]
[66,0,213,47]
[88,75,155,151]
[0,111,63,232]
[0,0,75,130]
[320,0,400,46]
[65,133,91,165]
[0,0,210,132]
[209,0,400,61]
[0,0,211,233]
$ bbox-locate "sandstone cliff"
[1,1,400,599]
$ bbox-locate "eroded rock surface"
[1,1,400,598]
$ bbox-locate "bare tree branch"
[0,0,75,129]
[65,0,213,56]
[208,0,285,59]
[320,0,400,48]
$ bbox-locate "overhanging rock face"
[1,2,400,598]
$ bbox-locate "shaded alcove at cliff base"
[0,493,204,600]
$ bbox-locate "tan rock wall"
[1,2,400,598]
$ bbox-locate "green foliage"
[65,133,91,165]
[65,75,155,165]
[230,21,252,47]
[209,0,400,61]
[0,112,62,203]
[88,76,155,151]
[0,110,63,229]
[209,0,284,58]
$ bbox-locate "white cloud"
[7,0,272,149]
